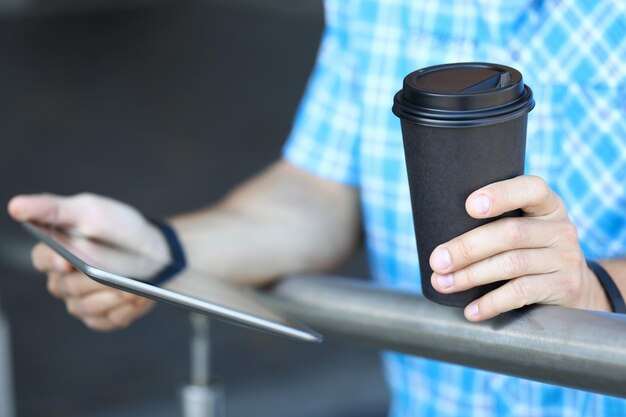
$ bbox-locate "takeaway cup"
[392,62,535,307]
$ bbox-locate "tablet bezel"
[23,221,322,343]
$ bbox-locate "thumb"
[8,194,78,227]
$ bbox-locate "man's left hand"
[429,175,611,321]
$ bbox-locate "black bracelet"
[587,260,626,314]
[146,218,187,286]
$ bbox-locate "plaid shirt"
[283,0,626,416]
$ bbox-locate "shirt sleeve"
[282,22,361,186]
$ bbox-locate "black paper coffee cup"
[392,62,535,307]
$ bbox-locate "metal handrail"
[0,302,15,417]
[181,314,224,417]
[260,275,626,399]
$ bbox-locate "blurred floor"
[0,2,389,417]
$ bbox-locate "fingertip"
[84,317,117,333]
[107,305,136,329]
[7,195,32,221]
[431,272,454,293]
[430,246,452,273]
[8,193,58,222]
[32,243,73,273]
[465,193,492,218]
[430,273,440,292]
[464,301,482,322]
[53,255,73,272]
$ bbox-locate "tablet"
[22,221,321,343]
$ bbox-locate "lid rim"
[392,103,535,128]
[393,86,534,123]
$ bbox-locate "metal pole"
[190,313,210,386]
[0,299,15,417]
[260,275,626,398]
[181,313,224,417]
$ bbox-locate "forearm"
[169,160,361,286]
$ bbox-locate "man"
[8,0,626,415]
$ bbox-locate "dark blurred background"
[0,1,389,416]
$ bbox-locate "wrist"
[585,264,612,312]
[142,220,171,262]
[587,260,626,314]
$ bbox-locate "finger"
[83,316,121,333]
[82,297,153,332]
[432,248,559,293]
[9,193,148,251]
[464,275,548,321]
[8,193,80,227]
[430,217,567,274]
[107,298,154,329]
[466,175,564,219]
[48,271,108,298]
[31,243,73,273]
[47,273,65,299]
[65,291,133,318]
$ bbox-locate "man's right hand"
[7,161,361,331]
[7,193,168,332]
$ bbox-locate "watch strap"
[587,259,626,314]
[146,218,187,286]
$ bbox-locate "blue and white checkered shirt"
[283,0,626,415]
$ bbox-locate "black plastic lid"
[393,62,534,127]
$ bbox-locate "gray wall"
[0,2,388,416]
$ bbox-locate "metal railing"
[260,274,626,399]
[181,314,224,417]
[0,301,15,417]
